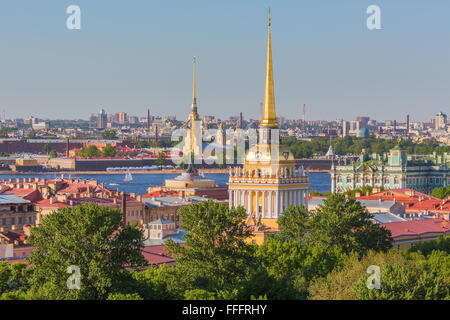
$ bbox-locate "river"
[0,172,331,195]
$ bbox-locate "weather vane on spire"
[268,8,271,27]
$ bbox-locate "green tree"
[107,292,143,300]
[49,150,58,159]
[276,205,309,242]
[409,235,450,255]
[102,144,117,157]
[156,152,166,169]
[78,145,101,158]
[431,186,450,199]
[184,289,217,300]
[0,262,31,295]
[27,130,37,139]
[27,203,147,300]
[353,263,448,300]
[308,250,409,300]
[166,200,256,293]
[102,130,117,140]
[42,143,51,155]
[307,193,393,256]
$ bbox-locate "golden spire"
[260,8,278,128]
[190,56,199,119]
[192,56,197,104]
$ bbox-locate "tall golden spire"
[190,56,199,119]
[260,8,278,128]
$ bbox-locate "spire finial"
[268,7,271,27]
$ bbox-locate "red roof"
[141,245,175,266]
[381,218,450,238]
[3,188,42,202]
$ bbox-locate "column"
[268,191,272,218]
[255,191,259,218]
[229,189,232,208]
[274,191,278,218]
[262,191,266,218]
[248,191,253,216]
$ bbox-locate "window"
[11,218,15,225]
[337,176,342,183]
[346,176,352,183]
[18,217,22,225]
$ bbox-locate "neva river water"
[0,172,331,196]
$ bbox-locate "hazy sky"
[0,0,449,122]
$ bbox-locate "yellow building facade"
[228,11,309,237]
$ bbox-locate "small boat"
[124,168,133,182]
[109,183,119,186]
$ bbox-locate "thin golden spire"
[192,56,196,103]
[190,56,199,118]
[260,8,278,128]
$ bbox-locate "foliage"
[78,145,101,158]
[166,200,256,294]
[184,289,217,300]
[156,152,166,167]
[42,143,51,155]
[49,150,58,159]
[431,186,450,199]
[408,235,450,255]
[26,203,146,299]
[101,130,117,140]
[102,144,117,157]
[307,193,393,256]
[308,250,409,300]
[107,292,143,300]
[0,262,31,295]
[276,205,309,242]
[27,130,37,139]
[282,136,450,158]
[0,127,16,138]
[354,263,448,300]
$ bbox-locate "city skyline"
[1,0,449,121]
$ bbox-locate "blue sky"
[0,0,449,122]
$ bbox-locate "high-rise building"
[228,10,309,244]
[97,109,107,129]
[435,112,448,130]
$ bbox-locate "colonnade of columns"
[229,188,309,218]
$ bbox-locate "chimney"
[121,192,127,225]
[66,138,70,158]
[406,114,409,135]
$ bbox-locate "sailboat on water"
[124,168,133,182]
